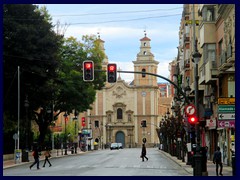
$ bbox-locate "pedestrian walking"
[43,148,52,167]
[30,147,41,170]
[140,143,148,162]
[213,146,223,176]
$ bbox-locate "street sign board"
[218,105,235,113]
[218,120,235,128]
[206,118,216,128]
[218,98,235,105]
[218,113,235,120]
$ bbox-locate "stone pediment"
[112,86,126,98]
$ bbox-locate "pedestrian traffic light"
[81,117,86,127]
[83,60,94,81]
[188,116,198,125]
[107,63,117,83]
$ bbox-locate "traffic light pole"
[95,69,191,104]
[118,70,191,104]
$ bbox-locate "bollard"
[193,153,202,176]
[232,153,235,176]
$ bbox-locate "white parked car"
[110,143,119,150]
[117,143,123,149]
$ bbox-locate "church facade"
[86,34,161,148]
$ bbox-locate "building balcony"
[199,58,218,85]
[184,59,190,70]
[183,33,190,42]
[218,52,232,71]
[199,22,216,47]
[226,43,235,64]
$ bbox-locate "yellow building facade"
[87,33,161,148]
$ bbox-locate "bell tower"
[133,32,159,86]
[95,32,108,71]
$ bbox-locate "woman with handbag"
[43,148,52,167]
[141,143,148,162]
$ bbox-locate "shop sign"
[206,118,216,129]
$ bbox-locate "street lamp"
[23,95,29,162]
[192,50,202,176]
[63,112,68,155]
[73,110,78,154]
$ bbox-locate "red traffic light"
[188,116,197,124]
[107,63,117,83]
[81,117,86,127]
[108,64,116,72]
[83,60,94,81]
[84,62,92,69]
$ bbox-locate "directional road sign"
[218,113,235,120]
[218,98,235,105]
[218,120,235,128]
[218,105,235,113]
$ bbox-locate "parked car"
[110,143,119,150]
[117,143,123,149]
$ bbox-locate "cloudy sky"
[39,4,183,83]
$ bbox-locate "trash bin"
[15,149,22,163]
[22,150,29,162]
[94,142,98,150]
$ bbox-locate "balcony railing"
[220,52,226,66]
[226,43,232,59]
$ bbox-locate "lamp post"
[88,116,92,151]
[73,110,78,154]
[24,95,29,162]
[63,112,68,155]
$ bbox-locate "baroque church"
[84,33,162,148]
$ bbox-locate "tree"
[3,4,63,153]
[3,5,106,152]
[33,36,106,144]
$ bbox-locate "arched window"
[117,108,123,120]
[108,114,111,122]
[143,51,147,55]
[143,42,146,46]
[128,114,131,122]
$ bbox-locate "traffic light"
[81,117,86,127]
[188,116,198,125]
[107,63,117,83]
[83,60,94,81]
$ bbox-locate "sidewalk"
[3,148,89,170]
[160,150,233,176]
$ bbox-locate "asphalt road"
[3,148,190,176]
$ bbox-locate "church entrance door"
[116,131,125,148]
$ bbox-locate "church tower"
[95,32,108,71]
[133,32,159,87]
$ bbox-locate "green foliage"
[3,4,106,149]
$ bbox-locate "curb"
[3,150,89,170]
[158,150,233,176]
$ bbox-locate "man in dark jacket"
[213,146,223,176]
[30,147,40,170]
